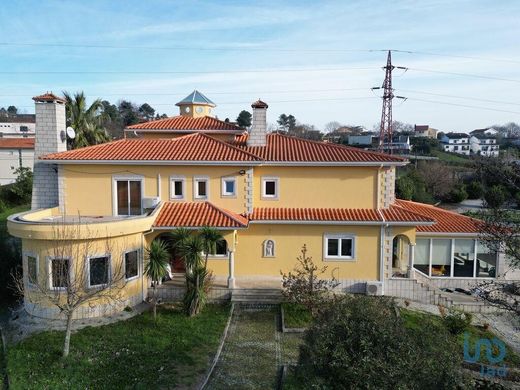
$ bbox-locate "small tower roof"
[176,90,216,107]
[251,99,268,109]
[32,92,66,104]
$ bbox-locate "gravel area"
[476,311,520,356]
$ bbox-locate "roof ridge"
[387,203,436,222]
[269,133,407,162]
[195,133,264,161]
[205,201,248,226]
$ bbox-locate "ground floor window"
[27,255,38,285]
[324,234,354,260]
[125,250,139,280]
[413,238,496,278]
[50,258,70,289]
[203,239,228,257]
[88,256,110,287]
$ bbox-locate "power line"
[0,67,377,75]
[399,89,520,107]
[392,49,520,65]
[408,67,520,84]
[404,97,520,115]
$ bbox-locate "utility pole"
[372,50,407,154]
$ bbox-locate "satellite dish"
[66,126,76,139]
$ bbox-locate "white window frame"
[123,249,141,282]
[112,175,144,216]
[169,175,186,200]
[194,176,209,200]
[86,254,111,288]
[261,176,279,200]
[24,252,39,288]
[323,233,356,261]
[221,176,237,197]
[48,257,72,291]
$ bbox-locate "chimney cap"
[32,92,66,104]
[251,99,268,109]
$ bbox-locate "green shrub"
[295,296,463,389]
[466,181,484,199]
[445,185,468,203]
[441,307,473,335]
[484,185,508,208]
[0,199,7,213]
[396,175,415,200]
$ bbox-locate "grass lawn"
[0,204,29,223]
[430,150,472,166]
[6,304,230,389]
[281,303,312,329]
[401,309,520,367]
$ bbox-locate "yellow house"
[7,91,506,319]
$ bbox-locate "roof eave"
[125,128,243,133]
[249,220,433,226]
[40,159,262,166]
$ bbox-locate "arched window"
[263,239,275,258]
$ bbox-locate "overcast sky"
[0,0,519,132]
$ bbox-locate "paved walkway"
[205,304,302,389]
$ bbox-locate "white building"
[0,138,35,185]
[470,135,500,157]
[0,114,36,138]
[440,133,470,155]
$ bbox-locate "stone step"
[231,296,283,303]
[232,289,282,296]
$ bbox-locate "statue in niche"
[263,239,275,257]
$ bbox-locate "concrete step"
[232,289,282,296]
[231,297,282,303]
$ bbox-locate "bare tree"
[13,218,128,357]
[323,121,342,134]
[416,161,456,199]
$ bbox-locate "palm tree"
[63,91,111,149]
[199,227,223,271]
[144,240,170,322]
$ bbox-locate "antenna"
[372,51,407,154]
[66,126,76,139]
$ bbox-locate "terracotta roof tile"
[394,199,481,233]
[231,133,406,163]
[41,133,262,162]
[0,138,35,149]
[154,201,248,228]
[247,206,433,224]
[32,93,66,103]
[126,115,243,132]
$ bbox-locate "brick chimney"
[247,99,268,147]
[31,93,67,210]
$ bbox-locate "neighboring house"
[440,132,470,155]
[0,138,35,185]
[414,124,438,139]
[380,135,411,155]
[347,134,373,146]
[470,134,500,157]
[470,128,499,137]
[8,91,508,320]
[0,114,36,137]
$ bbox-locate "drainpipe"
[377,209,387,295]
[157,174,161,200]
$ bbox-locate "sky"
[0,0,519,132]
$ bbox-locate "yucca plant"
[177,235,213,316]
[144,240,170,322]
[199,226,223,270]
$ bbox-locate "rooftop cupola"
[175,90,216,118]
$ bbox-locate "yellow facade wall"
[21,232,144,310]
[232,223,381,280]
[61,164,250,216]
[253,166,378,209]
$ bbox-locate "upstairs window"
[88,255,110,288]
[50,258,70,289]
[115,178,142,216]
[262,177,279,199]
[221,177,236,197]
[194,176,209,199]
[324,234,355,260]
[170,176,185,200]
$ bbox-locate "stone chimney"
[31,93,67,210]
[247,99,268,147]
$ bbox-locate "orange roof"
[0,138,35,149]
[41,133,261,162]
[232,133,406,163]
[32,92,66,103]
[247,205,434,224]
[394,199,481,233]
[126,115,243,132]
[154,202,248,228]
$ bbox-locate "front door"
[171,252,185,273]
